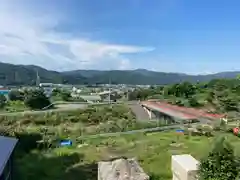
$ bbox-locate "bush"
[198,137,238,180]
[0,94,7,109]
[61,91,71,101]
[8,90,24,101]
[188,96,201,107]
[24,89,51,110]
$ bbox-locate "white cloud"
[0,1,154,71]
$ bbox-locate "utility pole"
[36,70,40,87]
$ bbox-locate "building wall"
[0,153,13,180]
[171,155,198,180]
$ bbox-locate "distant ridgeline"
[0,62,240,85]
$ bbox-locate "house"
[0,89,10,100]
[0,136,18,180]
[79,95,102,103]
[98,157,149,180]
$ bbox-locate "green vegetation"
[51,89,86,102]
[0,94,7,108]
[1,61,240,85]
[198,136,238,180]
[12,129,240,180]
[2,78,240,179]
[1,63,240,179]
[4,100,28,112]
[0,104,163,179]
[129,78,240,115]
[0,89,51,112]
[8,90,25,101]
[0,105,159,139]
[24,89,51,110]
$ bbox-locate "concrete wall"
[171,155,199,180]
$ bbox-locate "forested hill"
[63,69,240,85]
[0,62,239,85]
[0,62,87,85]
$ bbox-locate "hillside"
[0,62,86,85]
[0,62,239,85]
[63,69,240,85]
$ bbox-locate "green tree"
[219,94,239,112]
[188,96,201,107]
[236,74,240,80]
[61,91,71,101]
[51,88,61,96]
[0,94,7,108]
[24,89,51,110]
[8,90,24,101]
[206,90,215,103]
[198,137,238,180]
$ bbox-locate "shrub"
[8,90,24,101]
[0,94,6,109]
[198,137,238,180]
[61,91,71,101]
[24,89,51,110]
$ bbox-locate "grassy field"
[15,130,240,180]
[1,100,28,113]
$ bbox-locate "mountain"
[0,61,239,85]
[0,62,87,85]
[63,69,240,85]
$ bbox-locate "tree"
[219,94,239,112]
[61,91,71,101]
[8,90,24,101]
[206,90,215,103]
[51,88,61,97]
[188,96,201,107]
[24,89,51,110]
[0,94,6,108]
[198,137,238,180]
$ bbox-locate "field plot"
[16,131,240,180]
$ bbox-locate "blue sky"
[0,0,240,74]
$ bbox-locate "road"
[0,101,139,117]
[0,103,88,116]
[128,103,154,121]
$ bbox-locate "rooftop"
[142,101,198,120]
[80,95,101,101]
[0,136,18,174]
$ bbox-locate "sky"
[1,0,240,74]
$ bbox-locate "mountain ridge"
[0,61,239,85]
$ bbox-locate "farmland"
[15,130,240,180]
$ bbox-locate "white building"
[39,83,54,97]
[172,154,199,180]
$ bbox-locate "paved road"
[0,101,139,117]
[128,104,154,121]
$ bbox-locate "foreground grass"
[16,131,240,180]
[0,100,28,113]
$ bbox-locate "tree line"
[0,89,51,110]
[128,78,240,113]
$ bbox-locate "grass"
[15,130,240,180]
[0,100,28,113]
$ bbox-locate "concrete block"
[172,154,199,180]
